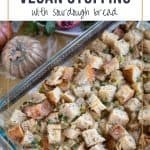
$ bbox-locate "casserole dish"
[0,21,149,150]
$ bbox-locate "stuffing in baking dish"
[7,22,150,150]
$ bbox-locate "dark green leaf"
[81,21,96,30]
[24,21,39,35]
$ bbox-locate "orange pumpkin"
[2,36,46,78]
[0,22,13,49]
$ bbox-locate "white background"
[0,0,149,20]
[143,0,150,20]
[0,1,8,20]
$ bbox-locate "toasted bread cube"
[8,125,24,143]
[144,81,150,93]
[88,38,107,52]
[143,39,150,54]
[21,130,34,146]
[116,85,134,104]
[10,109,26,124]
[89,144,106,150]
[23,101,51,120]
[113,39,129,56]
[109,124,127,140]
[118,134,136,150]
[103,57,119,75]
[123,65,141,83]
[82,129,105,147]
[21,119,37,132]
[47,66,64,86]
[73,84,91,98]
[87,94,106,115]
[75,65,95,85]
[31,92,46,103]
[59,81,70,91]
[102,31,119,46]
[138,106,150,126]
[99,85,116,102]
[76,143,86,150]
[144,63,150,71]
[144,94,150,105]
[144,29,150,39]
[63,67,74,81]
[59,103,80,122]
[47,124,61,144]
[63,128,80,139]
[125,98,141,112]
[87,55,103,69]
[41,136,50,150]
[62,90,76,102]
[108,108,129,126]
[73,112,94,130]
[47,112,59,124]
[124,29,143,47]
[47,87,62,104]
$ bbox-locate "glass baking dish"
[0,21,148,149]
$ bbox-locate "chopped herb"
[129,47,135,53]
[104,48,111,53]
[72,143,79,150]
[59,114,68,123]
[31,139,41,149]
[48,119,54,124]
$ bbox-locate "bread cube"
[116,85,134,104]
[125,98,141,112]
[63,128,80,139]
[73,112,94,130]
[103,57,119,75]
[23,100,51,120]
[47,124,61,144]
[31,92,46,103]
[138,106,150,126]
[113,39,129,56]
[108,108,129,126]
[99,85,116,102]
[41,136,50,150]
[10,109,26,124]
[8,125,24,143]
[47,87,62,104]
[21,119,37,132]
[59,103,80,122]
[109,124,127,140]
[62,90,76,102]
[124,29,143,47]
[118,134,136,150]
[123,65,141,83]
[87,94,106,115]
[144,29,150,39]
[21,130,34,146]
[88,38,107,52]
[143,39,150,54]
[82,129,105,147]
[89,144,106,150]
[75,65,95,85]
[62,67,74,81]
[47,66,64,86]
[87,55,103,69]
[102,31,119,46]
[144,81,150,93]
[73,84,91,97]
[47,112,59,124]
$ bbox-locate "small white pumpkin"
[2,36,46,78]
